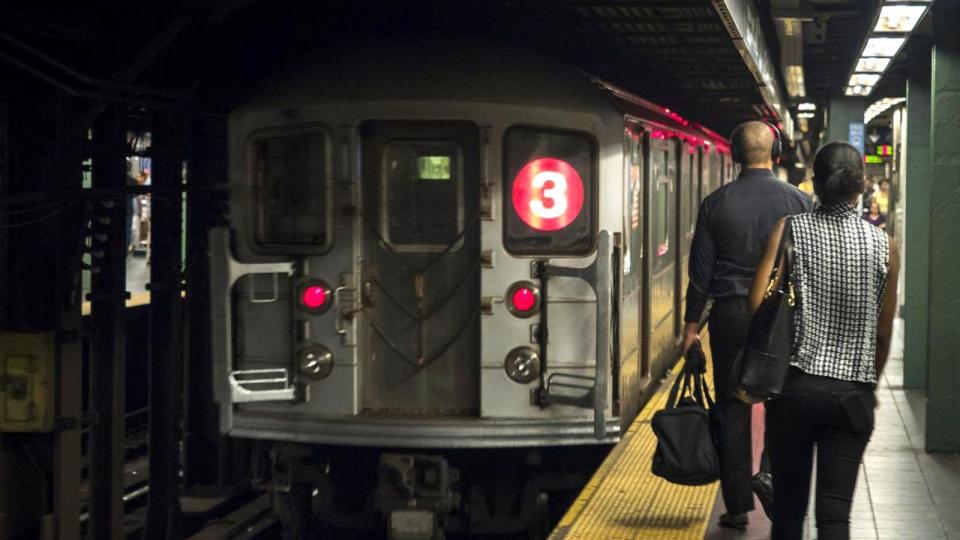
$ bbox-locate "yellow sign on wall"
[0,332,55,432]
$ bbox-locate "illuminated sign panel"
[511,158,584,232]
[417,155,451,180]
[503,127,595,255]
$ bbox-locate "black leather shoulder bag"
[735,217,796,404]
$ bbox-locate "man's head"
[730,121,778,169]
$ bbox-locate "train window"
[656,184,669,254]
[254,131,331,250]
[503,126,596,255]
[622,129,643,279]
[382,140,464,250]
[689,153,697,233]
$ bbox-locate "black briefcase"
[651,344,719,486]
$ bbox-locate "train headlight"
[506,281,540,318]
[298,344,334,380]
[504,346,540,384]
[298,280,332,314]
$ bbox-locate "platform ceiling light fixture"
[850,73,882,87]
[875,4,929,33]
[797,102,817,111]
[855,57,892,73]
[863,36,907,57]
[845,1,930,97]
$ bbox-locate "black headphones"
[731,121,782,164]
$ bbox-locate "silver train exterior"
[208,43,736,535]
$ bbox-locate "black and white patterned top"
[789,202,889,383]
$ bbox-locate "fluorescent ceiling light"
[798,102,816,111]
[798,112,815,119]
[875,5,928,33]
[785,65,806,98]
[855,57,892,73]
[850,73,881,86]
[863,37,906,57]
[846,85,872,96]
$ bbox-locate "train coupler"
[376,454,460,540]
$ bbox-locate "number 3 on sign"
[512,157,585,232]
[530,172,568,219]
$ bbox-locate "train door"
[619,127,645,426]
[359,121,481,415]
[675,141,699,332]
[644,137,677,378]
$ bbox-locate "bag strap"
[665,367,687,409]
[764,217,795,302]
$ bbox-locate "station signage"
[511,157,584,232]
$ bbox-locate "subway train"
[208,42,736,538]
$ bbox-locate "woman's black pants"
[765,368,875,540]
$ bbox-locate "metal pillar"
[88,107,128,539]
[145,112,184,537]
[903,37,932,390]
[826,97,866,150]
[927,0,960,453]
[52,95,84,540]
[183,116,248,489]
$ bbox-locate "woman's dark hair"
[812,142,864,205]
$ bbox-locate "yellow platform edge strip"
[550,336,718,540]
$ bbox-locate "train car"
[208,41,734,538]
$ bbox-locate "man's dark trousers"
[708,297,755,514]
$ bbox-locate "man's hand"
[682,322,701,356]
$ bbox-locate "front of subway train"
[207,40,621,537]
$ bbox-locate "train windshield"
[254,131,331,250]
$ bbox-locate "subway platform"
[553,320,960,539]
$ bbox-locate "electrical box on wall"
[0,332,55,432]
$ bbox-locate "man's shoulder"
[759,175,814,208]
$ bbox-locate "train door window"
[254,129,332,252]
[688,152,697,233]
[503,126,596,255]
[656,184,668,249]
[381,140,464,251]
[652,144,672,269]
[622,129,643,284]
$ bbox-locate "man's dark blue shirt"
[684,168,814,323]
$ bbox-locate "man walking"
[682,121,813,528]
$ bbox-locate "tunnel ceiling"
[0,1,785,135]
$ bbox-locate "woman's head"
[869,199,879,214]
[812,142,864,205]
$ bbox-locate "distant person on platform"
[864,199,886,229]
[874,178,890,215]
[682,121,813,529]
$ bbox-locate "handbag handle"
[666,345,715,410]
[763,217,796,307]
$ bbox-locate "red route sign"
[511,157,584,232]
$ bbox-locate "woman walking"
[748,142,899,540]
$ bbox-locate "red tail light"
[298,280,332,314]
[506,281,540,318]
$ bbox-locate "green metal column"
[927,0,960,452]
[826,97,866,147]
[903,37,932,390]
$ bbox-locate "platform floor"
[552,319,960,539]
[549,336,720,540]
